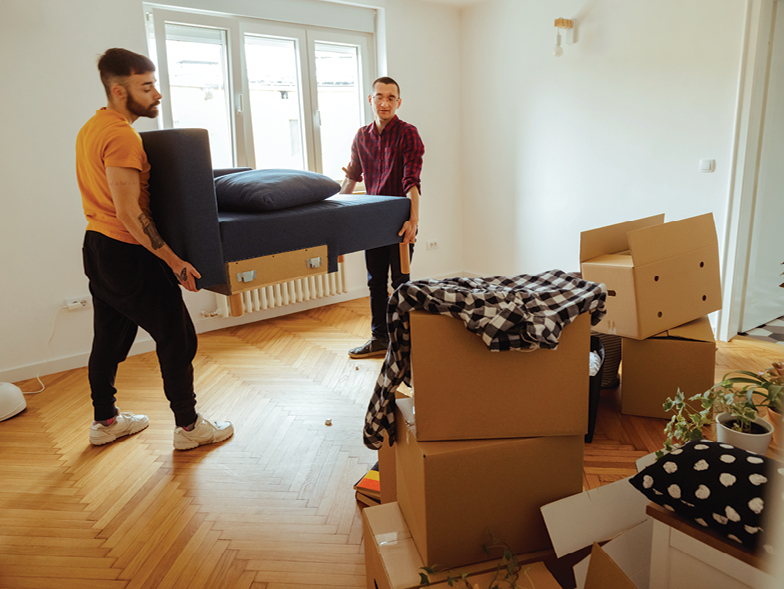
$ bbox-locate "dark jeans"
[82,231,198,427]
[365,242,415,340]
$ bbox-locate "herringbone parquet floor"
[2,298,782,588]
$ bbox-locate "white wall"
[0,0,463,382]
[460,0,746,277]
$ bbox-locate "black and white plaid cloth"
[362,270,607,449]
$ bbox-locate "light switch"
[699,159,715,173]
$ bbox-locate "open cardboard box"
[540,474,652,589]
[583,542,639,589]
[409,311,590,441]
[580,213,721,340]
[362,501,557,589]
[621,316,716,419]
[395,397,583,569]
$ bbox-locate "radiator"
[217,261,348,316]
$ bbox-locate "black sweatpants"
[82,231,198,427]
[365,242,414,340]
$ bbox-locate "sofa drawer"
[226,245,328,293]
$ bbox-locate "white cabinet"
[647,504,774,589]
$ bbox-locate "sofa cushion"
[629,440,782,551]
[214,169,340,213]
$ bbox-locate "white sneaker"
[90,410,149,445]
[173,414,234,450]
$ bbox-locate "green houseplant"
[658,361,784,458]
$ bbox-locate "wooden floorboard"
[2,298,781,588]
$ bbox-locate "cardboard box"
[409,311,590,441]
[574,521,651,589]
[583,543,639,589]
[540,476,652,589]
[395,398,584,568]
[379,432,397,504]
[362,501,555,589]
[540,476,650,559]
[580,213,721,340]
[621,316,716,419]
[380,391,412,504]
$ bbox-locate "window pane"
[164,24,233,168]
[314,42,363,180]
[245,35,305,170]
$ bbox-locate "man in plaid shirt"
[340,77,425,358]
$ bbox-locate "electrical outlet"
[426,240,439,251]
[65,297,92,311]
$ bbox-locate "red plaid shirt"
[345,116,424,196]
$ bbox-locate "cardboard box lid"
[626,213,718,267]
[540,477,650,558]
[580,214,664,263]
[649,315,715,343]
[583,543,639,589]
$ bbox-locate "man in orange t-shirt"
[76,48,233,450]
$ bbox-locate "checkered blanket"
[362,270,607,449]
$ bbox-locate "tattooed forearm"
[138,213,165,250]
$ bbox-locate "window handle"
[237,93,243,114]
[314,110,321,127]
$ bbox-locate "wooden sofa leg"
[228,294,245,317]
[399,242,411,275]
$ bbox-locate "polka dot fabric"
[629,440,783,551]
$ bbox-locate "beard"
[126,89,160,119]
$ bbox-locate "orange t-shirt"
[75,108,152,245]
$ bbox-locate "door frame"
[719,0,780,341]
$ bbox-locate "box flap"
[583,543,639,589]
[635,452,658,473]
[364,501,413,541]
[364,503,423,589]
[583,253,634,268]
[665,315,714,343]
[540,477,650,558]
[627,213,718,267]
[598,519,652,589]
[580,214,664,263]
[649,315,715,342]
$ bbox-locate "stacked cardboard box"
[364,309,590,588]
[580,213,721,418]
[363,501,561,589]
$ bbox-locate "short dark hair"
[371,76,400,96]
[98,48,156,99]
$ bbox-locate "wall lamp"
[554,18,575,57]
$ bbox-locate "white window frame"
[145,6,375,173]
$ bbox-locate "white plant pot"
[715,412,774,455]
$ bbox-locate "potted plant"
[722,361,784,449]
[658,364,783,457]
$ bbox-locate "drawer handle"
[307,257,323,269]
[237,270,257,283]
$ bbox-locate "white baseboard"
[2,270,468,385]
